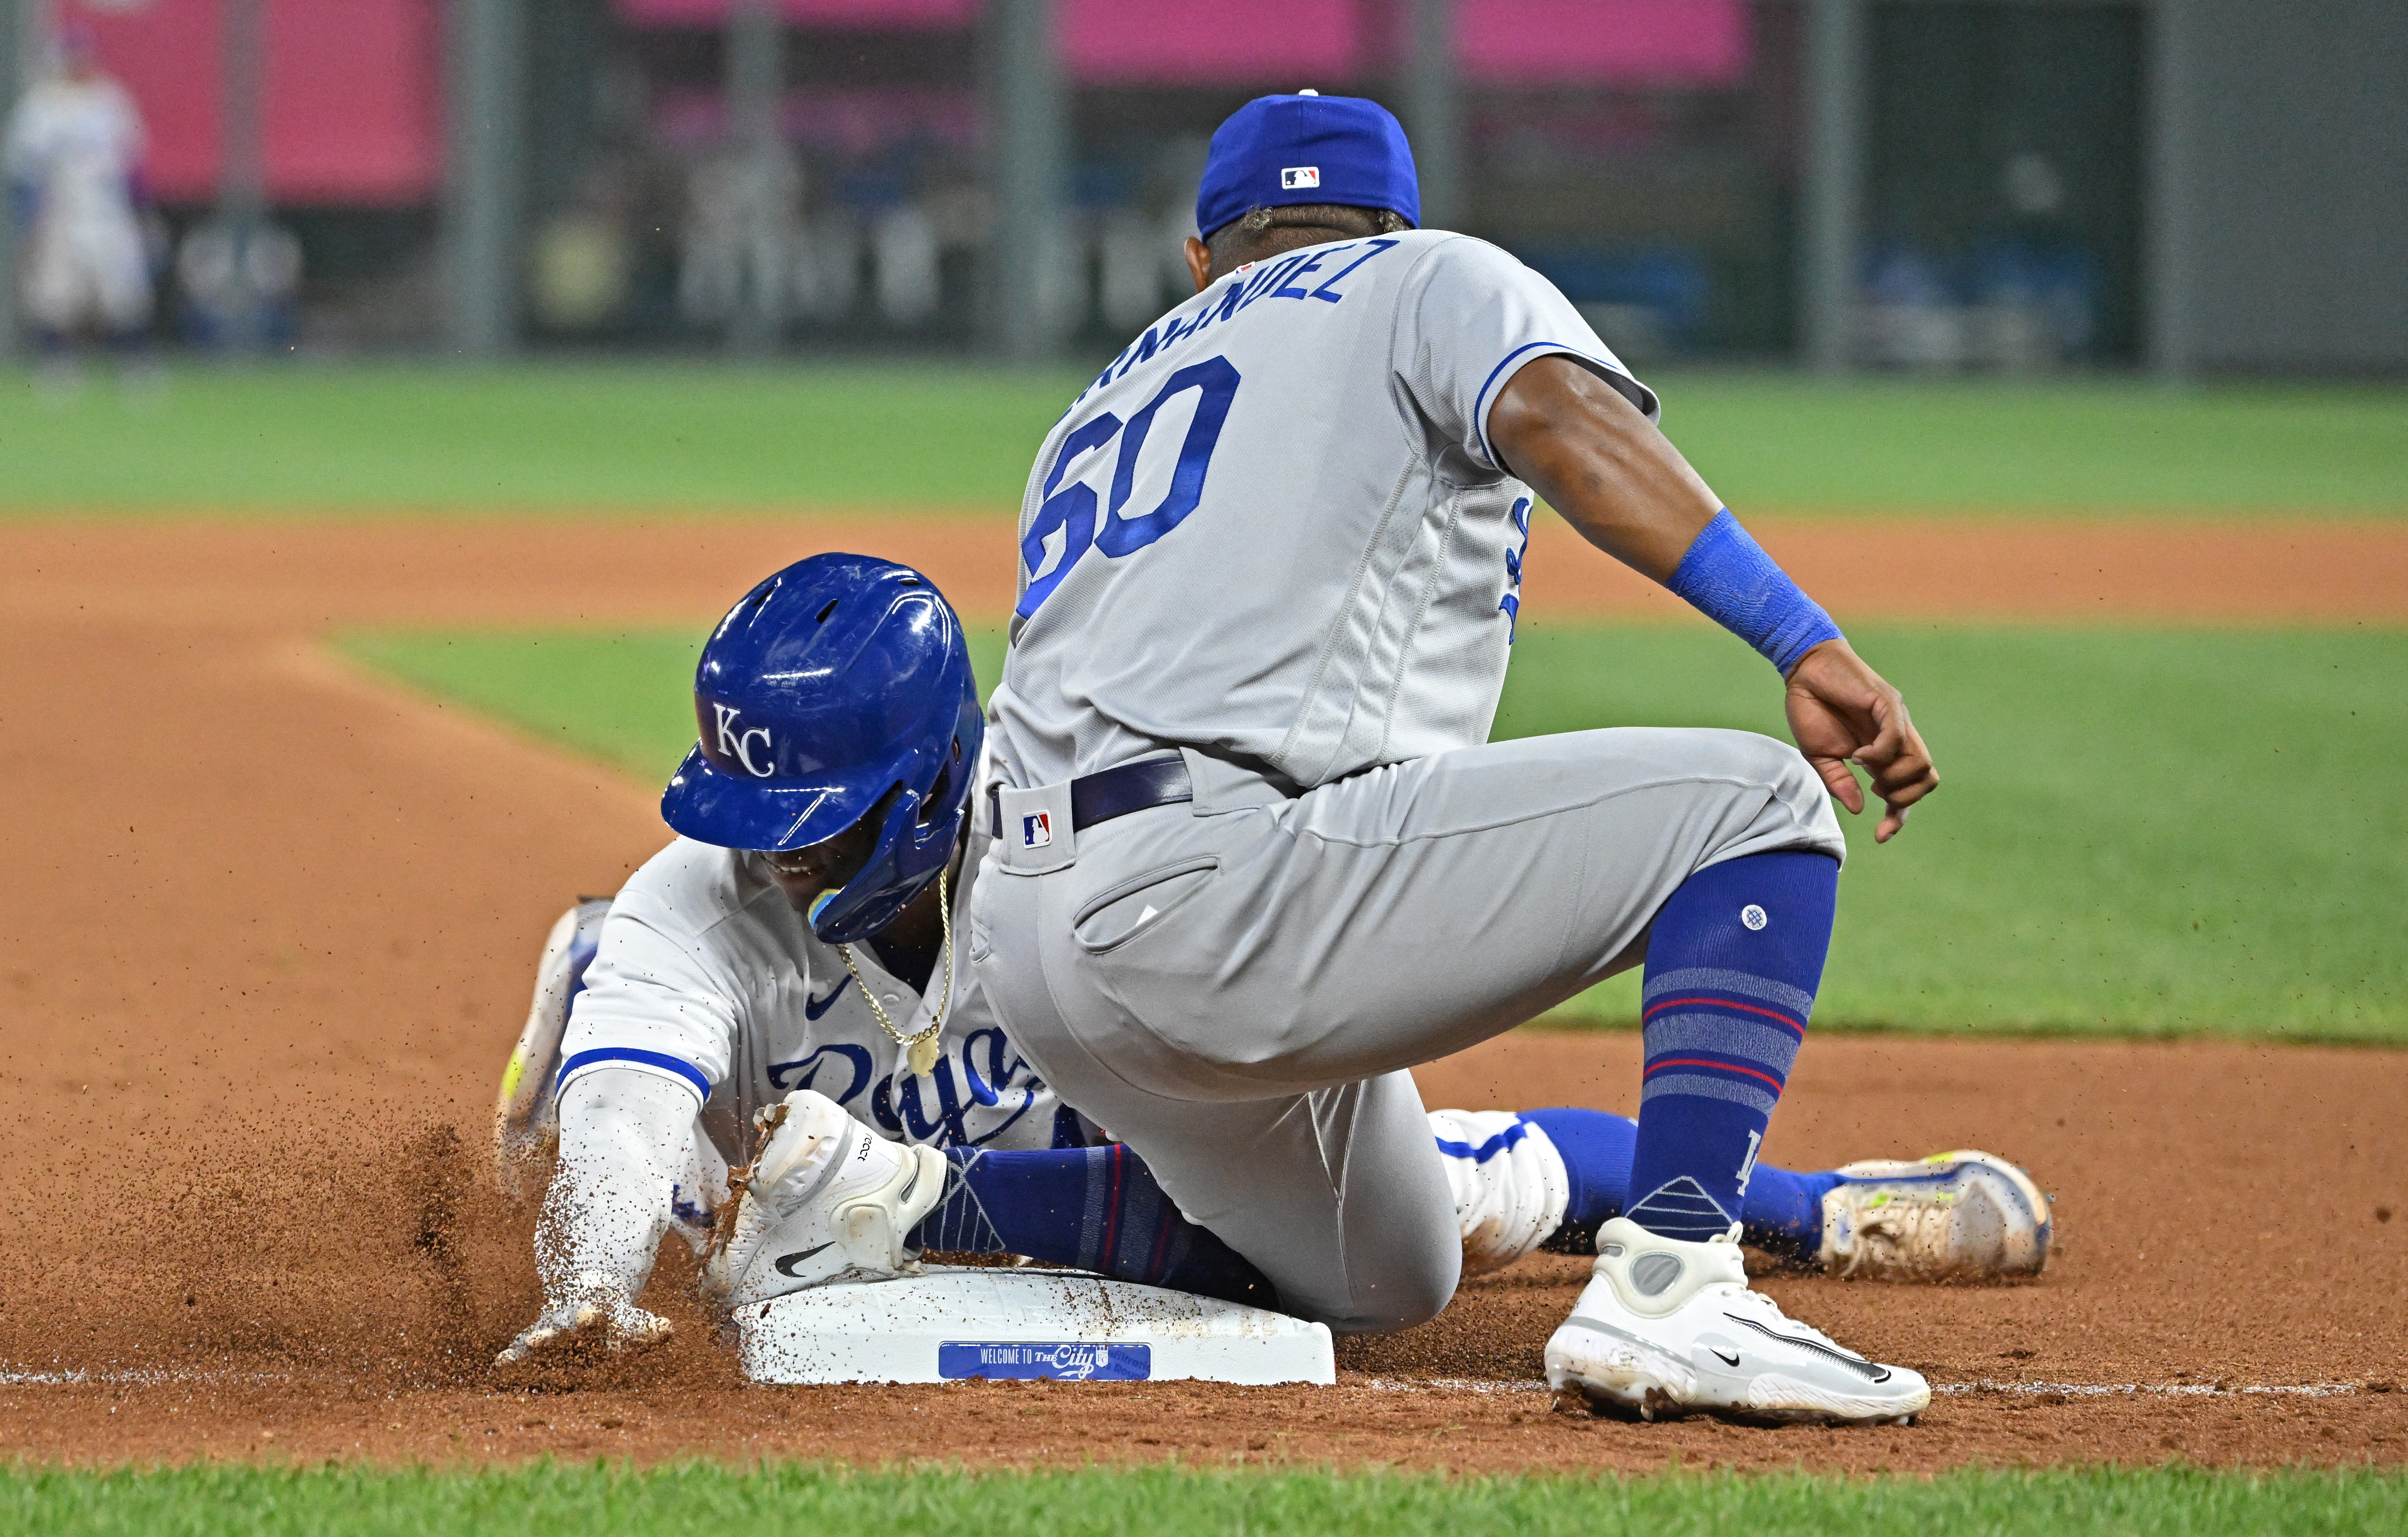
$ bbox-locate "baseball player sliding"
[970,92,1960,1425]
[496,555,2047,1377]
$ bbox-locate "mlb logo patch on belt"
[1021,811,1053,849]
[1281,166,1320,190]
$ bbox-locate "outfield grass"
[4,362,2403,514]
[340,622,2407,1042]
[8,1463,2406,1537]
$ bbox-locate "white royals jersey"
[558,827,1076,1167]
[989,230,1656,794]
[4,77,145,228]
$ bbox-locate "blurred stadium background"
[0,0,2400,373]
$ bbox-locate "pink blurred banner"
[1059,0,1360,84]
[613,0,1749,88]
[63,0,442,205]
[615,0,976,22]
[1460,0,1750,86]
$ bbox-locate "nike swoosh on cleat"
[772,1243,836,1276]
[1710,1348,1741,1367]
[803,976,852,1020]
[1723,1313,1892,1383]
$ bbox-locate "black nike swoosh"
[1723,1312,1893,1383]
[803,976,851,1020]
[1710,1348,1741,1367]
[773,1243,836,1276]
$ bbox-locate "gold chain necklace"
[835,868,953,1078]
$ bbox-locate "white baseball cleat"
[1818,1149,2051,1282]
[706,1089,949,1308]
[1545,1217,1930,1426]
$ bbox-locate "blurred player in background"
[4,27,156,393]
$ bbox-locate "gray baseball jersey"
[989,229,1656,794]
[971,231,1845,1334]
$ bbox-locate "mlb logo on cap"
[1021,812,1053,849]
[1195,93,1422,239]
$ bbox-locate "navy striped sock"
[1623,851,1839,1243]
[912,1142,1275,1307]
[1522,1106,1845,1258]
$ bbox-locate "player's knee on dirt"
[1431,1109,1571,1278]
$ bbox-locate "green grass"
[0,363,1090,513]
[5,362,2404,514]
[1498,624,2408,1039]
[8,1464,2406,1537]
[338,626,1009,787]
[339,621,2406,1042]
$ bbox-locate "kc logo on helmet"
[1020,812,1052,849]
[1280,166,1320,191]
[713,702,775,778]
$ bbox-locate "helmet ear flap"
[916,764,952,830]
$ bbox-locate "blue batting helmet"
[660,554,983,944]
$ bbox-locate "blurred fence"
[1,0,2400,373]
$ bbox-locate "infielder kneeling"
[970,93,1976,1424]
[495,557,2045,1375]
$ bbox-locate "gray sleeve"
[1394,236,1661,474]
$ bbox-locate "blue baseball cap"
[1195,93,1421,241]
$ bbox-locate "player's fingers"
[1846,691,1909,772]
[603,1304,675,1354]
[1866,714,1938,802]
[1809,754,1864,815]
[494,1319,564,1367]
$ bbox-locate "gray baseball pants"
[968,727,1845,1333]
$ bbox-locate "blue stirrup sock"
[912,1143,1275,1307]
[1521,1107,1844,1259]
[1621,849,1841,1243]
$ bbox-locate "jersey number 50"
[1017,356,1241,618]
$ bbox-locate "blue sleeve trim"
[1434,1120,1530,1165]
[1470,342,1657,471]
[557,1047,711,1104]
[1666,509,1844,675]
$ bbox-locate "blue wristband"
[1666,509,1843,675]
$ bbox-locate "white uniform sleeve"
[1394,235,1660,475]
[558,900,739,1108]
[537,1068,706,1308]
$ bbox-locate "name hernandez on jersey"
[557,834,1069,1163]
[990,230,1657,798]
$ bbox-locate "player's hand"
[493,1271,672,1369]
[1783,639,1936,842]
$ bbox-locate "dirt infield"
[6,510,2406,627]
[1,516,2402,1473]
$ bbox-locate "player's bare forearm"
[1489,355,1938,838]
[1486,354,1723,582]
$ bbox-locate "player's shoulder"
[1392,229,1556,295]
[610,836,786,942]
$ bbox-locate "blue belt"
[989,757,1193,839]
